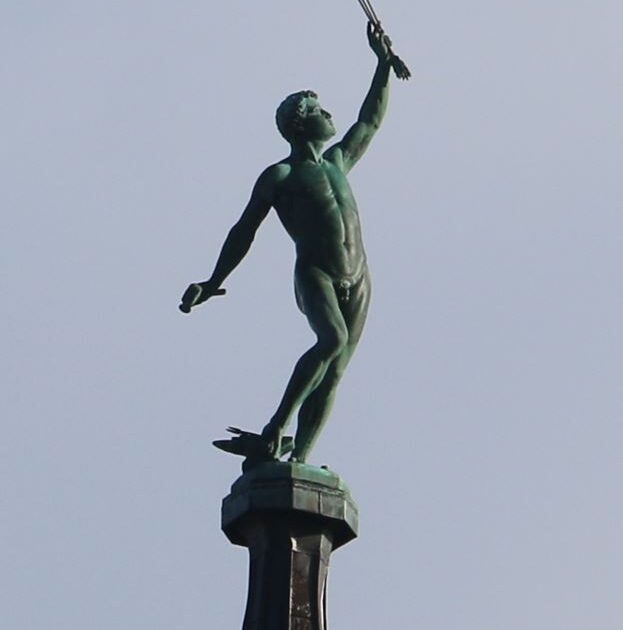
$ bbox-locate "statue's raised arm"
[326,23,393,173]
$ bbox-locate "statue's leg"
[290,269,371,462]
[289,348,352,462]
[260,268,349,457]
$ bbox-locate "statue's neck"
[289,140,325,164]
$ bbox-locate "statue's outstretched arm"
[179,170,274,313]
[328,23,392,173]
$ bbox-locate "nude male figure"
[180,24,393,464]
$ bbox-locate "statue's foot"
[265,438,282,460]
[260,425,284,460]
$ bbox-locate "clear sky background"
[3,1,622,628]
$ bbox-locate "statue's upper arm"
[326,122,375,173]
[236,164,287,233]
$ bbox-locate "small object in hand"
[179,283,203,313]
[357,0,411,80]
[179,283,226,313]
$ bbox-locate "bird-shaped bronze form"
[213,427,294,472]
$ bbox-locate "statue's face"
[300,97,336,142]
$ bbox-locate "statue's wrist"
[376,58,392,74]
[206,277,222,291]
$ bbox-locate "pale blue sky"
[3,1,623,628]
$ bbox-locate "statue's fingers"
[185,282,202,297]
[180,283,202,309]
[181,287,193,303]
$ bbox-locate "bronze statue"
[181,22,406,468]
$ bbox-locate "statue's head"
[276,90,336,144]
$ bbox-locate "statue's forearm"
[358,60,391,129]
[209,224,253,286]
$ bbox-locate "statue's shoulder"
[323,145,345,171]
[248,162,291,208]
[261,160,292,185]
[253,162,291,201]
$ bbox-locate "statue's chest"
[289,162,349,205]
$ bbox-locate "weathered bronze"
[214,427,295,473]
[181,23,401,467]
[221,463,358,630]
[356,0,411,79]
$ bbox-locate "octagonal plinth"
[221,462,359,630]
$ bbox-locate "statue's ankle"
[261,422,279,439]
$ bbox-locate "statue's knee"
[317,327,348,361]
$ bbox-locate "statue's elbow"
[229,222,256,252]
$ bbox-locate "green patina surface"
[181,23,406,468]
[230,462,349,493]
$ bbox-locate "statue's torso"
[272,158,367,281]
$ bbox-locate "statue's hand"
[367,21,392,63]
[179,281,226,313]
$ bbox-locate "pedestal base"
[221,463,359,630]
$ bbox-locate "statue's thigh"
[296,271,346,342]
[342,273,372,346]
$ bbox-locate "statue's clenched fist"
[179,281,226,313]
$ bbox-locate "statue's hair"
[275,90,318,143]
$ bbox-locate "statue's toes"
[265,439,281,459]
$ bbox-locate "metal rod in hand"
[358,0,381,26]
[356,0,411,80]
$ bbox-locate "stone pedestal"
[221,463,359,630]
